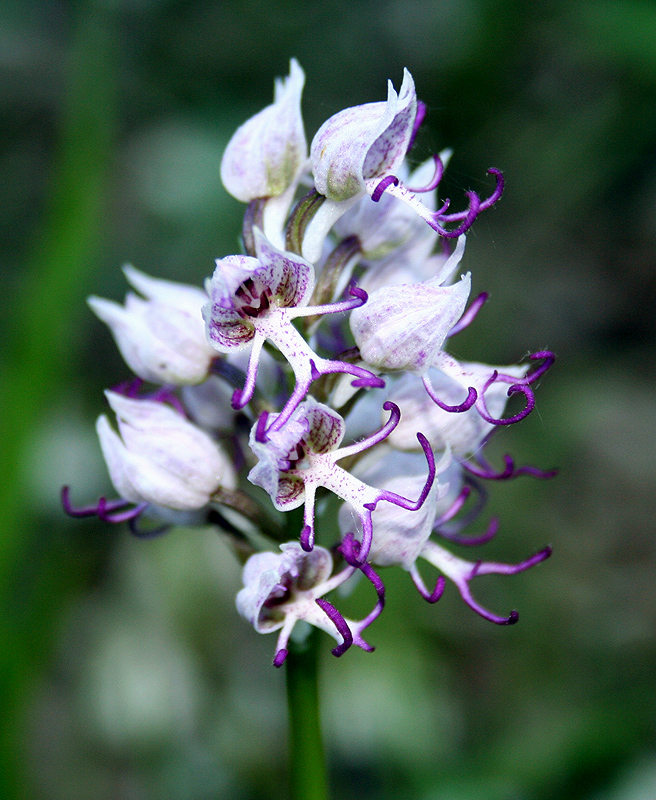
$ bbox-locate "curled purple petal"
[471,546,552,577]
[62,486,127,518]
[62,487,146,524]
[273,648,289,668]
[255,411,270,443]
[375,431,436,513]
[475,372,536,426]
[97,498,148,523]
[315,598,353,657]
[407,99,426,152]
[432,190,481,238]
[409,564,445,603]
[433,485,471,527]
[447,292,488,337]
[371,175,400,202]
[478,168,504,210]
[348,282,368,304]
[405,152,445,193]
[423,374,478,413]
[436,516,500,547]
[523,350,555,385]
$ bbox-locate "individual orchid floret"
[311,69,417,204]
[96,391,236,512]
[236,542,383,666]
[349,237,471,375]
[332,155,443,265]
[88,266,214,385]
[302,69,502,262]
[248,397,436,563]
[338,446,453,570]
[420,540,551,624]
[203,228,383,432]
[386,359,527,457]
[220,58,307,204]
[338,448,550,622]
[299,70,417,262]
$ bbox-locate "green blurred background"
[1,0,655,798]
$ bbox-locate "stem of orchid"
[286,626,330,800]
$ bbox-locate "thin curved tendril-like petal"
[375,432,435,512]
[423,373,477,413]
[61,486,129,518]
[439,169,504,219]
[371,175,399,202]
[128,516,171,539]
[523,350,556,384]
[315,598,353,657]
[435,516,500,546]
[98,498,148,523]
[292,281,368,318]
[471,546,552,577]
[407,99,426,152]
[447,292,488,337]
[405,152,445,193]
[231,334,265,409]
[433,485,471,526]
[475,371,536,426]
[409,563,445,603]
[331,400,400,462]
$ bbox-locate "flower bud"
[311,69,416,202]
[88,266,214,385]
[97,392,236,510]
[350,272,470,373]
[387,361,530,456]
[220,59,307,202]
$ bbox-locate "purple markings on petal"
[300,524,314,552]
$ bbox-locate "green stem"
[286,627,330,800]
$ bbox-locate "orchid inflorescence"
[64,60,555,666]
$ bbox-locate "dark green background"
[1,1,655,798]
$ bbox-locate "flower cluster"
[65,60,555,666]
